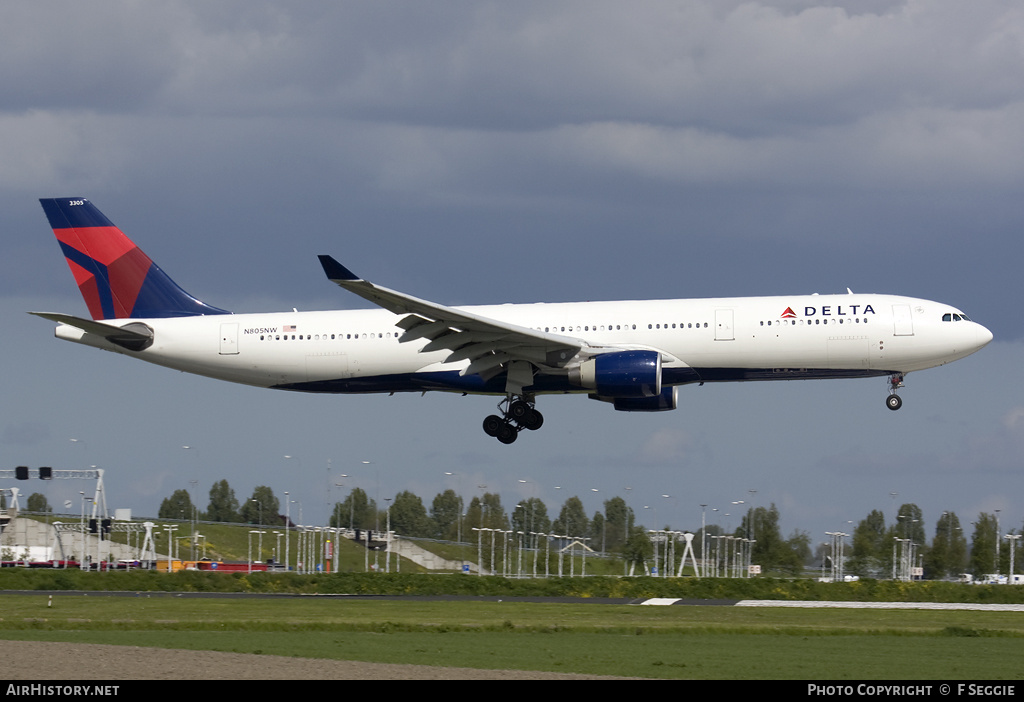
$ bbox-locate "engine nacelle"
[611,386,678,412]
[570,350,662,398]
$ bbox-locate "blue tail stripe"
[57,241,117,320]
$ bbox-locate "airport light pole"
[623,486,633,576]
[995,510,1002,576]
[1006,534,1021,584]
[472,527,486,576]
[284,455,303,569]
[699,504,707,578]
[163,525,178,572]
[384,497,392,573]
[181,447,199,561]
[445,472,462,545]
[283,491,290,571]
[78,491,86,567]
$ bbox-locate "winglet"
[318,255,360,282]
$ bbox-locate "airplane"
[33,197,993,445]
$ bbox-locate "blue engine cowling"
[570,350,662,398]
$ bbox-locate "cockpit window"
[942,313,971,322]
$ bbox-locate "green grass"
[2,595,1024,679]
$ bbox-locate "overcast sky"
[2,1,1022,547]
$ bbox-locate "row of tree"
[848,505,1018,580]
[150,481,809,573]
[158,480,282,526]
[150,482,1022,578]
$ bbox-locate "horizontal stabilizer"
[29,312,154,351]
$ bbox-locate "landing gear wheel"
[886,394,903,411]
[522,409,544,431]
[496,422,518,444]
[509,400,531,421]
[486,394,541,443]
[483,415,503,437]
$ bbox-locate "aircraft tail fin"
[40,198,230,320]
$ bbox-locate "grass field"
[2,594,1023,679]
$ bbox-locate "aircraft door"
[892,305,914,336]
[219,323,239,355]
[715,309,735,341]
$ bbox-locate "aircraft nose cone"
[977,324,994,349]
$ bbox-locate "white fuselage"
[53,292,992,398]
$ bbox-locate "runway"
[4,591,1022,610]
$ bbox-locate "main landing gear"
[886,373,905,411]
[482,395,544,445]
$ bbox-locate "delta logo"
[780,304,875,318]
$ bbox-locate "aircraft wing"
[318,256,586,379]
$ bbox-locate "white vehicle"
[34,198,993,444]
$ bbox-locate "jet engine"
[569,350,662,398]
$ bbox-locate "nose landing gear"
[482,395,544,444]
[886,373,904,411]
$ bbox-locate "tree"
[602,496,634,553]
[511,497,550,538]
[926,511,967,579]
[430,489,462,540]
[969,512,999,577]
[389,490,433,537]
[623,525,653,573]
[736,503,800,573]
[465,493,508,531]
[891,503,927,577]
[552,496,589,538]
[26,493,51,513]
[849,509,888,577]
[206,480,240,523]
[591,512,606,550]
[786,530,813,571]
[160,489,196,521]
[241,486,281,526]
[894,503,926,546]
[330,487,377,530]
